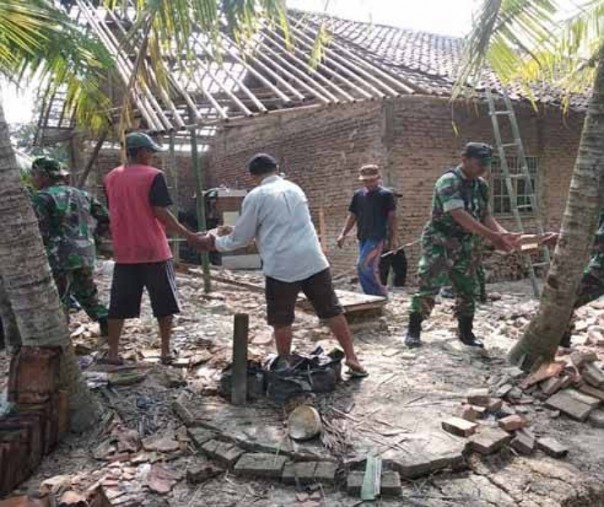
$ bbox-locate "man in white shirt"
[197,154,367,377]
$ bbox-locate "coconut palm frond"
[454,0,558,97]
[1,0,115,132]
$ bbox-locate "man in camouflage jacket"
[542,209,604,347]
[405,143,519,348]
[31,157,110,335]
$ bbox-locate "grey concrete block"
[313,461,338,484]
[282,461,317,485]
[234,453,288,478]
[537,437,568,459]
[467,427,512,455]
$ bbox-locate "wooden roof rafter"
[36,4,417,141]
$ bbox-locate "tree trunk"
[0,98,102,431]
[508,49,604,370]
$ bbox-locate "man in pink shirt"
[104,132,201,364]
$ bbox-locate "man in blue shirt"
[337,165,398,296]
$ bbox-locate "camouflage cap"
[462,142,493,164]
[31,157,70,179]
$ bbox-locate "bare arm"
[449,209,516,251]
[387,210,399,247]
[153,207,197,241]
[484,213,507,233]
[337,213,357,247]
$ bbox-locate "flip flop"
[96,355,126,366]
[346,365,369,378]
[161,355,175,366]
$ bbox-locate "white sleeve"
[214,194,259,252]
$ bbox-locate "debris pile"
[0,347,68,496]
[441,354,604,461]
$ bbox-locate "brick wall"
[84,147,208,213]
[89,95,584,283]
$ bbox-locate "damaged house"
[36,7,588,283]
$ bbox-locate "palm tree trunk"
[0,99,101,431]
[508,48,604,370]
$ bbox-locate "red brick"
[8,347,61,405]
[498,414,526,432]
[441,417,478,437]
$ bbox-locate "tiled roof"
[294,10,590,110]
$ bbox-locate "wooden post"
[190,126,212,293]
[231,313,249,405]
[77,129,108,188]
[168,132,180,263]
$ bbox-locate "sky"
[0,0,583,125]
[1,0,479,126]
[287,0,477,36]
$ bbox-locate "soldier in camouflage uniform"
[30,157,110,335]
[405,143,519,348]
[543,210,604,347]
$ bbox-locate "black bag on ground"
[265,347,344,404]
[219,360,266,401]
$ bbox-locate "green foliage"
[455,0,604,102]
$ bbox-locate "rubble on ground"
[1,262,603,505]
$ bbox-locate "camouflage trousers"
[574,272,604,309]
[54,266,108,322]
[410,231,478,320]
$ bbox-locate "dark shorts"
[108,260,180,319]
[265,268,343,327]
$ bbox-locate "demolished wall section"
[207,96,583,283]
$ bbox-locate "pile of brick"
[529,351,604,426]
[441,354,604,460]
[441,383,568,459]
[0,347,68,496]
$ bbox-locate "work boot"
[99,317,109,337]
[457,316,484,348]
[404,313,423,348]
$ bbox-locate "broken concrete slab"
[540,376,564,396]
[461,404,484,422]
[346,471,401,497]
[281,462,317,485]
[496,383,514,398]
[564,388,601,409]
[570,350,598,370]
[498,415,526,432]
[380,471,402,497]
[545,390,594,421]
[467,427,512,455]
[537,437,568,459]
[188,428,218,448]
[313,461,338,484]
[233,453,288,478]
[466,388,490,406]
[510,429,535,455]
[502,366,525,379]
[200,439,244,467]
[390,448,466,479]
[582,363,604,388]
[186,463,222,484]
[441,417,477,437]
[588,409,604,428]
[577,383,604,402]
